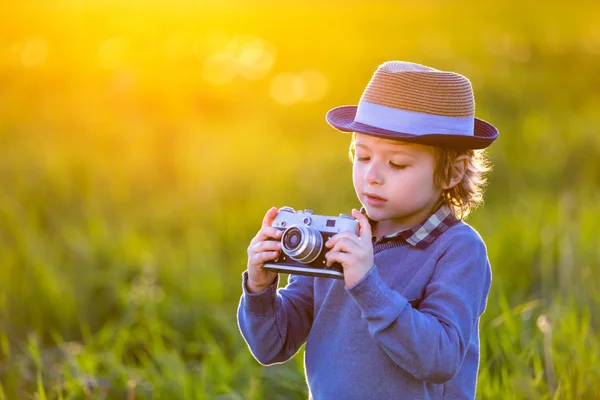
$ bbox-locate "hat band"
[354,101,475,136]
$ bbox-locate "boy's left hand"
[325,208,374,288]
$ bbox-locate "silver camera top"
[272,206,358,234]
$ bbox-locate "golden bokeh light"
[298,69,329,103]
[201,34,277,85]
[269,70,329,105]
[269,73,306,105]
[202,52,237,85]
[227,34,276,80]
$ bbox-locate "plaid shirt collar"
[361,204,458,250]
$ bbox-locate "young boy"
[238,61,499,399]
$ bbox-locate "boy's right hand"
[246,207,282,294]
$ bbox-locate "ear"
[441,155,468,190]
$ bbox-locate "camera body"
[263,206,359,279]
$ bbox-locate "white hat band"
[355,100,475,136]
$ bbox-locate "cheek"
[352,164,362,187]
[414,169,439,197]
[399,168,437,196]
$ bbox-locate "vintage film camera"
[262,206,359,279]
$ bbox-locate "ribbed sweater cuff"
[241,271,280,317]
[346,266,408,317]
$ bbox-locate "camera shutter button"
[339,213,354,219]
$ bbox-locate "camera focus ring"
[281,225,323,264]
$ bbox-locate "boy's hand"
[324,208,374,288]
[246,207,282,294]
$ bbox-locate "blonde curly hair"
[433,147,490,220]
[348,132,491,220]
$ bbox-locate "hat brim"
[326,105,499,150]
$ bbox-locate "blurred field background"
[1,0,600,398]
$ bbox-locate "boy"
[238,61,499,399]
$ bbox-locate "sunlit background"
[1,0,600,398]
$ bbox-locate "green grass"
[1,0,600,398]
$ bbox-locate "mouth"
[364,192,387,201]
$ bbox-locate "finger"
[352,208,372,239]
[325,231,359,248]
[329,238,358,254]
[250,250,280,266]
[250,240,282,255]
[262,207,279,228]
[251,227,283,245]
[325,250,351,267]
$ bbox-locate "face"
[352,133,443,237]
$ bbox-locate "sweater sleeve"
[346,230,491,384]
[237,271,314,365]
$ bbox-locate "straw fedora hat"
[326,61,499,149]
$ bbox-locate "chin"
[362,206,386,221]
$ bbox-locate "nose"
[364,161,383,185]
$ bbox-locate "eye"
[389,162,407,170]
[355,155,370,162]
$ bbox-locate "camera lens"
[283,228,302,251]
[281,225,323,264]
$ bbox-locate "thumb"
[351,208,372,239]
[262,207,279,228]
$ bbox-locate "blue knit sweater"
[237,220,491,399]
